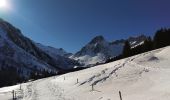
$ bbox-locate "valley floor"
[1,46,170,100]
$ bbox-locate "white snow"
[1,46,170,100]
[0,84,20,100]
[131,41,144,48]
[0,85,19,93]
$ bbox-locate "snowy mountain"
[0,19,79,77]
[71,35,147,66]
[1,46,170,100]
[71,36,124,65]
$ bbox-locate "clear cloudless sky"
[1,0,170,53]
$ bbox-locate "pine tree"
[123,41,131,58]
[153,28,170,49]
[143,36,153,52]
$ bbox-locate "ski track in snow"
[20,78,71,100]
[21,52,158,100]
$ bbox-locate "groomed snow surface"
[1,46,170,100]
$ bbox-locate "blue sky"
[1,0,170,53]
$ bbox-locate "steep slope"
[71,35,147,65]
[0,20,55,75]
[0,19,79,77]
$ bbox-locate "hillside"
[1,46,170,100]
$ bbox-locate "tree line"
[0,66,56,88]
[106,28,170,63]
[0,67,25,87]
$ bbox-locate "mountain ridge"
[0,19,80,78]
[71,34,147,65]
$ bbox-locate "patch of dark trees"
[0,67,25,88]
[0,65,88,88]
[106,28,170,63]
[0,66,56,88]
[57,67,88,75]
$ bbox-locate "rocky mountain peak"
[89,35,105,44]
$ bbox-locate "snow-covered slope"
[71,35,147,66]
[1,46,170,100]
[57,46,170,100]
[0,84,20,100]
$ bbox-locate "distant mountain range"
[0,19,147,78]
[71,35,147,65]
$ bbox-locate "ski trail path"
[22,77,71,100]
